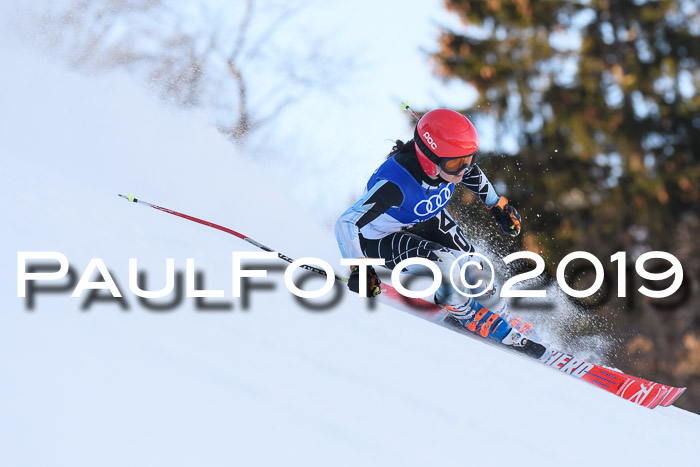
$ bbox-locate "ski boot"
[441,299,548,359]
[441,299,511,342]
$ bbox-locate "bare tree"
[29,0,353,146]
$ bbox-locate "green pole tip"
[401,101,410,110]
[127,194,135,202]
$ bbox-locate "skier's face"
[437,155,473,183]
[438,169,467,184]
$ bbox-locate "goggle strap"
[414,127,441,164]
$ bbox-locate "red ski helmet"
[414,109,479,177]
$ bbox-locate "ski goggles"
[439,153,477,175]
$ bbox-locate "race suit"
[335,144,513,342]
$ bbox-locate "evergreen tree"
[435,0,699,264]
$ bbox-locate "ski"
[375,282,686,409]
[119,194,686,409]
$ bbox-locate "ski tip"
[659,386,687,407]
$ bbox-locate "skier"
[335,108,546,358]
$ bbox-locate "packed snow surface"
[1,17,698,467]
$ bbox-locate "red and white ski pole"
[401,100,422,120]
[118,193,348,282]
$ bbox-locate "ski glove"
[348,265,382,297]
[489,196,521,237]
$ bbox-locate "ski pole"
[401,100,421,120]
[118,193,348,282]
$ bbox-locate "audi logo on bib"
[414,186,453,216]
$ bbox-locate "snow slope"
[1,17,699,467]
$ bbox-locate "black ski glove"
[348,265,382,297]
[489,196,521,237]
